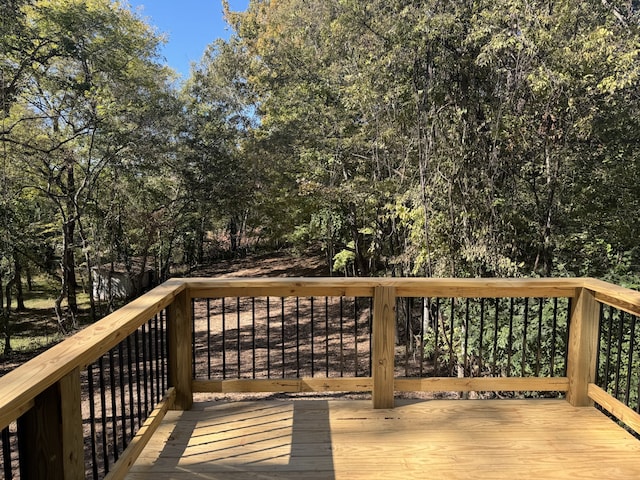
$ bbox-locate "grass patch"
[2,275,92,359]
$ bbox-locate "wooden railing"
[0,277,639,478]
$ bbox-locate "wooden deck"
[126,398,640,480]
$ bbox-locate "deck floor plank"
[127,398,640,480]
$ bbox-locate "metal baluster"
[614,310,625,399]
[405,297,410,377]
[238,297,242,379]
[98,357,110,474]
[108,350,119,460]
[507,298,514,377]
[311,297,315,377]
[141,323,149,416]
[479,298,485,376]
[522,298,529,376]
[550,298,558,377]
[325,297,329,377]
[463,298,470,377]
[207,299,212,379]
[134,329,143,427]
[492,298,499,377]
[339,297,344,377]
[267,297,271,378]
[252,297,257,379]
[87,364,99,480]
[535,298,543,377]
[2,426,12,480]
[191,299,196,379]
[126,336,135,438]
[222,298,227,380]
[283,297,287,378]
[624,315,636,406]
[296,297,300,377]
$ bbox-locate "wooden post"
[566,287,600,407]
[17,368,84,479]
[168,289,193,410]
[373,286,396,409]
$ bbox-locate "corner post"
[17,368,84,479]
[373,286,396,409]
[566,287,600,406]
[168,288,193,410]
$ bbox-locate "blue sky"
[128,1,250,79]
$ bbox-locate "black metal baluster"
[420,298,426,377]
[463,299,470,376]
[449,298,455,375]
[141,324,149,416]
[267,297,271,379]
[283,297,287,378]
[238,297,242,379]
[134,330,143,427]
[160,311,167,393]
[479,298,485,376]
[434,298,441,374]
[325,297,329,377]
[339,297,344,377]
[148,319,155,408]
[603,306,615,390]
[405,297,410,376]
[191,299,196,379]
[2,426,11,480]
[596,304,605,386]
[311,297,315,377]
[507,298,514,377]
[252,297,257,379]
[126,335,135,438]
[354,298,358,377]
[522,298,529,376]
[118,341,128,448]
[614,310,625,399]
[87,364,99,480]
[624,314,636,406]
[492,298,499,377]
[564,298,572,377]
[222,298,227,380]
[108,350,119,461]
[535,299,543,377]
[296,297,300,377]
[98,357,110,474]
[550,298,558,377]
[368,297,373,376]
[207,299,212,379]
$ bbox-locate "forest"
[1,0,640,344]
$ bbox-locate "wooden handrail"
[0,278,185,431]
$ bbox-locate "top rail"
[185,277,583,299]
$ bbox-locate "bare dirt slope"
[191,249,330,278]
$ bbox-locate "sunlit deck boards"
[127,398,640,480]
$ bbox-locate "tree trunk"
[64,162,78,318]
[0,275,10,354]
[14,254,26,311]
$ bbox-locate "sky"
[127,0,250,79]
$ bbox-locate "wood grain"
[566,287,600,406]
[589,383,640,435]
[127,398,640,480]
[372,286,396,408]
